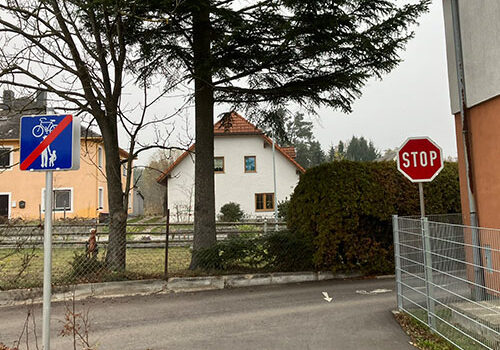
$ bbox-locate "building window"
[123,164,127,177]
[0,147,12,169]
[255,193,274,211]
[214,157,224,173]
[54,190,71,211]
[97,146,103,168]
[42,188,72,212]
[244,156,256,173]
[98,187,104,209]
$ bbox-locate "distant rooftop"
[375,149,398,162]
[0,90,101,140]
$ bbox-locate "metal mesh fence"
[0,219,288,290]
[394,215,500,350]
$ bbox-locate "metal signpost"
[20,114,80,350]
[397,136,443,330]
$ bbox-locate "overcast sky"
[128,0,457,166]
[312,0,457,158]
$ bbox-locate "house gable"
[157,112,305,184]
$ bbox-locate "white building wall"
[443,0,500,113]
[167,135,301,221]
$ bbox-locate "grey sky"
[312,1,457,158]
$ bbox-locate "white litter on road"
[355,289,392,295]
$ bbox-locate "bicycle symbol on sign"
[32,117,57,138]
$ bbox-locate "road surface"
[0,278,412,350]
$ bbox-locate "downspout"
[272,130,278,231]
[450,0,485,300]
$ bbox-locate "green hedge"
[287,161,461,274]
[193,231,314,272]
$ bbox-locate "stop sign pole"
[397,137,444,217]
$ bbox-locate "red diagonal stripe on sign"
[20,115,73,170]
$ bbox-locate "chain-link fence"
[393,215,500,350]
[0,218,289,290]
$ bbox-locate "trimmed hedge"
[287,161,461,274]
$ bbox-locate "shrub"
[265,230,314,271]
[218,202,244,222]
[287,161,460,274]
[69,252,106,278]
[193,231,314,272]
[277,199,290,220]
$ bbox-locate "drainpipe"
[272,130,278,231]
[450,0,485,300]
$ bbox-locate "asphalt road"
[0,278,413,350]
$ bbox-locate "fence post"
[421,217,436,330]
[264,218,268,235]
[470,216,486,301]
[392,215,402,310]
[164,209,170,279]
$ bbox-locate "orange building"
[0,90,132,220]
[443,0,500,293]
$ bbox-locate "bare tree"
[136,148,182,216]
[0,0,183,269]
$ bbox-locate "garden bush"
[277,200,290,220]
[265,230,314,271]
[69,252,106,278]
[218,202,244,222]
[193,230,314,272]
[287,161,461,274]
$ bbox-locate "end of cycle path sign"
[19,114,80,171]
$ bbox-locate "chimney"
[2,90,14,108]
[36,90,47,110]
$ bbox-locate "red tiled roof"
[281,147,296,159]
[157,112,305,184]
[213,112,262,135]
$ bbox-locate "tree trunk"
[190,0,216,269]
[102,120,128,271]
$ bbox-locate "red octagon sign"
[397,137,444,182]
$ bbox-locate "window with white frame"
[42,188,73,212]
[214,157,224,173]
[0,147,12,169]
[98,187,104,209]
[244,156,256,172]
[97,146,103,168]
[122,164,127,177]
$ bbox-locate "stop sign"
[397,137,444,182]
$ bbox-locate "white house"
[157,112,305,221]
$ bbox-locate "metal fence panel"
[394,215,500,350]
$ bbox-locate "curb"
[375,274,396,280]
[0,271,363,307]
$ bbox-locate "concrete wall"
[167,135,301,221]
[0,139,132,220]
[443,0,500,113]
